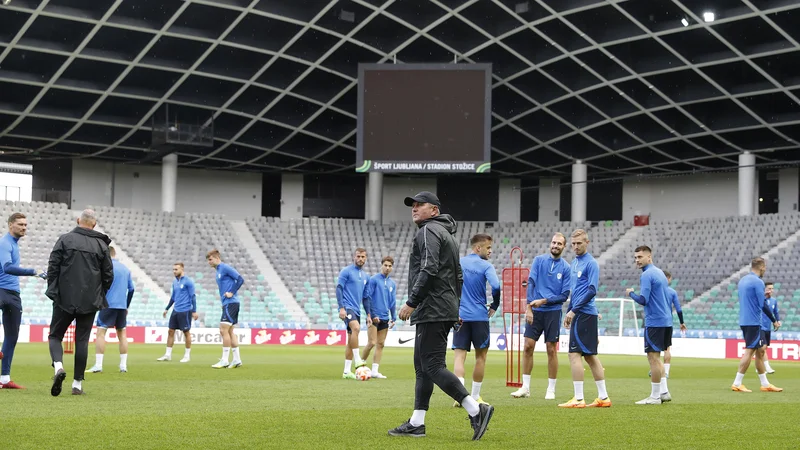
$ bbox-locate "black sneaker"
[51,369,66,397]
[388,420,426,438]
[469,403,494,441]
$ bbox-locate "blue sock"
[1,304,22,376]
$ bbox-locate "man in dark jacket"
[389,192,494,441]
[46,209,114,396]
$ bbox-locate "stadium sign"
[726,340,800,361]
[357,160,491,173]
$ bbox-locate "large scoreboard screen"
[356,63,492,174]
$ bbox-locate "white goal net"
[595,298,641,337]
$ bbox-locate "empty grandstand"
[93,206,298,328]
[6,199,799,338]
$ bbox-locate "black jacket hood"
[419,214,458,235]
[71,226,112,245]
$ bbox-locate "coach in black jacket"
[388,192,494,441]
[46,209,114,396]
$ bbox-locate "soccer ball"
[355,366,372,381]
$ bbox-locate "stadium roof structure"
[1,0,800,178]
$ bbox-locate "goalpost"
[503,296,641,387]
[595,298,641,338]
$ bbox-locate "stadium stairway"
[85,214,170,303]
[596,225,645,266]
[229,220,308,323]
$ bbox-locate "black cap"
[404,191,441,207]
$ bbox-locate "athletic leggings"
[0,289,22,376]
[413,321,470,410]
[48,305,96,382]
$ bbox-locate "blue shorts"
[452,321,490,352]
[371,319,390,331]
[763,330,771,347]
[343,308,360,334]
[169,310,193,332]
[568,313,598,356]
[644,326,672,353]
[0,289,21,311]
[220,303,239,325]
[524,310,561,343]
[97,308,127,329]
[741,326,763,349]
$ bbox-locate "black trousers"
[48,305,96,382]
[414,321,470,411]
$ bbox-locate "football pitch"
[1,344,798,449]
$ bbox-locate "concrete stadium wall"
[72,160,796,222]
[538,177,561,221]
[280,173,304,219]
[370,176,521,224]
[622,172,739,221]
[71,160,262,219]
[779,168,799,213]
[498,178,521,223]
[380,176,437,223]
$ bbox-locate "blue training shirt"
[739,272,770,327]
[667,287,682,314]
[0,232,35,292]
[629,264,672,328]
[216,262,244,305]
[169,276,197,313]
[106,259,134,309]
[365,273,397,321]
[459,253,501,322]
[568,253,599,315]
[336,264,368,312]
[528,253,572,312]
[761,297,781,331]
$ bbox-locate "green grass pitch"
[2,343,798,449]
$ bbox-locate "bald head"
[78,209,97,229]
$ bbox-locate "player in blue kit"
[360,256,397,379]
[559,229,611,408]
[157,262,198,363]
[452,234,500,406]
[0,212,46,389]
[761,282,780,374]
[338,247,371,379]
[626,246,672,405]
[87,246,134,373]
[207,249,245,369]
[732,258,782,393]
[655,271,688,380]
[511,232,571,400]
